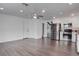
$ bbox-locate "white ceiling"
[0,3,79,19]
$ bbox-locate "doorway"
[47,22,57,40]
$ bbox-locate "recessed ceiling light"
[42,10,46,13]
[20,10,23,13]
[53,17,56,19]
[0,8,4,10]
[68,3,72,5]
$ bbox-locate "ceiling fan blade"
[38,15,44,18]
[37,15,44,19]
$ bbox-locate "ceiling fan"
[22,3,44,19]
[34,14,44,19]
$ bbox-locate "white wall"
[0,14,23,42]
[0,14,43,42]
[24,18,42,39]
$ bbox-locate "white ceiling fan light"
[33,13,37,19]
[33,15,37,19]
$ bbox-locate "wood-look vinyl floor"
[0,38,78,56]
